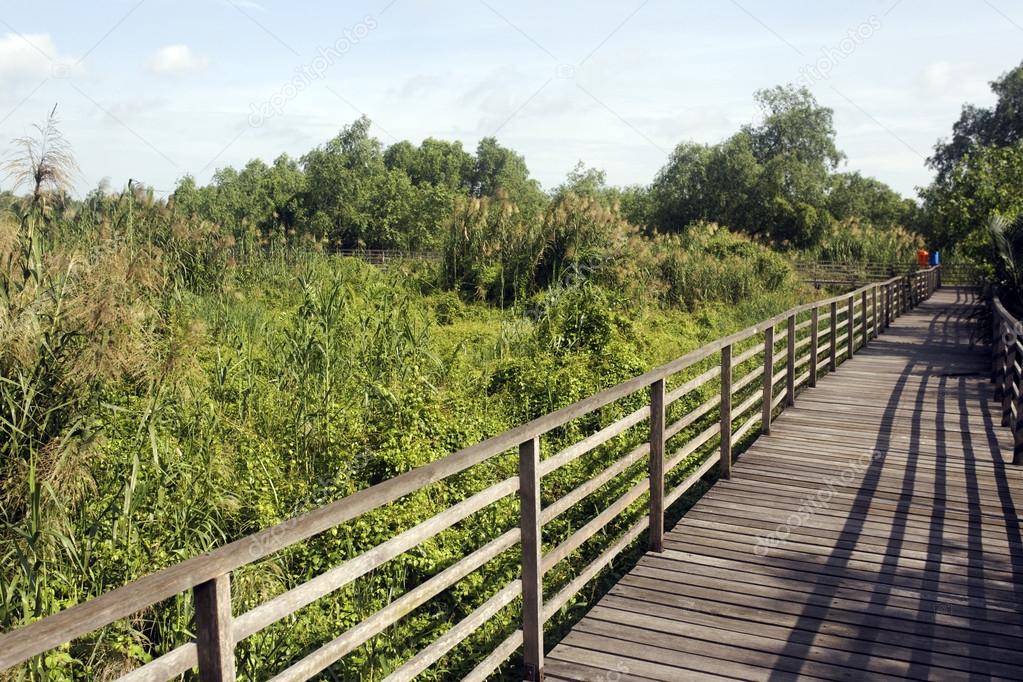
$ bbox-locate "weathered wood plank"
[547,287,1022,682]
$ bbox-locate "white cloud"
[0,33,83,82]
[147,45,208,77]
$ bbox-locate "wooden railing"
[794,259,915,288]
[796,259,981,289]
[990,293,1023,465]
[335,249,440,264]
[0,267,942,681]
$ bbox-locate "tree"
[469,137,545,221]
[826,172,912,229]
[920,142,1023,251]
[172,153,306,249]
[303,119,459,250]
[553,162,609,201]
[744,86,844,170]
[384,138,474,192]
[702,132,761,235]
[646,86,850,247]
[302,116,390,246]
[929,61,1023,182]
[648,142,713,232]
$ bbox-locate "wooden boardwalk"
[547,288,1023,681]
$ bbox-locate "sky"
[0,0,1020,199]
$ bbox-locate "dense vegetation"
[918,59,1023,284]
[168,85,922,275]
[2,86,925,680]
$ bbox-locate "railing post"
[994,313,1007,390]
[1015,364,1023,465]
[1002,330,1015,428]
[871,286,878,339]
[809,307,819,388]
[786,314,796,405]
[762,325,774,435]
[720,345,732,479]
[519,437,544,682]
[194,574,236,682]
[847,296,855,359]
[649,379,665,553]
[886,283,892,328]
[861,290,868,349]
[829,302,838,371]
[1008,332,1023,464]
[881,284,888,330]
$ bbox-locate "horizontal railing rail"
[794,259,920,289]
[0,267,943,681]
[334,248,441,264]
[989,293,1023,465]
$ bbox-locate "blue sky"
[0,0,1020,199]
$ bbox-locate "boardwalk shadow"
[544,290,1023,681]
[769,290,1023,680]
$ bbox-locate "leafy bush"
[804,217,923,265]
[658,223,796,310]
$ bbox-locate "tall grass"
[1,118,818,681]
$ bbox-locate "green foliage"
[918,60,1023,283]
[2,94,899,681]
[647,85,912,249]
[805,218,923,264]
[744,85,844,170]
[441,194,542,303]
[985,213,1023,299]
[469,138,545,221]
[929,60,1023,182]
[826,172,915,229]
[1,210,814,679]
[921,142,1023,252]
[656,223,795,310]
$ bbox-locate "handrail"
[0,266,943,681]
[988,292,1023,465]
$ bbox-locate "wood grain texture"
[762,325,775,436]
[194,575,235,682]
[720,345,733,480]
[519,437,544,682]
[649,379,666,552]
[547,287,1023,681]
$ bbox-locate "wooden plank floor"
[546,288,1023,681]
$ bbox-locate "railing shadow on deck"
[0,268,942,682]
[760,289,1023,680]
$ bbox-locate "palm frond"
[987,212,1023,297]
